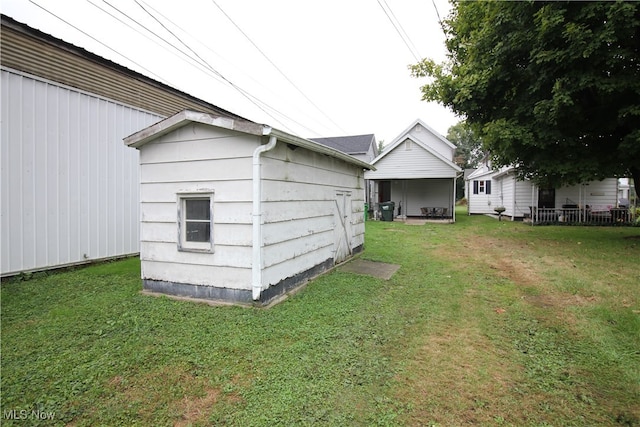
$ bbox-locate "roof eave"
[124,110,265,148]
[268,128,375,171]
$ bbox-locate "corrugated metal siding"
[1,70,162,275]
[1,16,242,119]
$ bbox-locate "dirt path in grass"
[394,232,604,426]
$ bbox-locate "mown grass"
[1,209,639,426]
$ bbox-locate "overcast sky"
[2,0,459,144]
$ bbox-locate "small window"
[178,192,214,252]
[473,180,492,195]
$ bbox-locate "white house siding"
[466,172,495,215]
[514,179,534,218]
[405,125,454,160]
[467,171,619,219]
[1,69,162,275]
[260,143,365,289]
[555,179,618,209]
[137,123,257,290]
[366,139,457,180]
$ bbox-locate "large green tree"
[446,121,483,169]
[411,1,640,195]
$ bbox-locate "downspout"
[454,172,462,222]
[252,135,278,301]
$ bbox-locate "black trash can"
[380,201,395,221]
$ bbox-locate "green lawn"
[2,209,639,426]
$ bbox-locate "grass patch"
[2,208,639,426]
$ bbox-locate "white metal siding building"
[125,111,372,305]
[1,15,243,276]
[1,69,161,275]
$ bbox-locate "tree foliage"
[446,121,483,169]
[411,1,640,193]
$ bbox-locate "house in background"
[1,15,242,276]
[466,162,627,224]
[124,110,373,305]
[310,134,378,210]
[364,119,462,221]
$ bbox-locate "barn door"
[334,191,353,264]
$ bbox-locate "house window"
[178,192,214,253]
[473,180,492,195]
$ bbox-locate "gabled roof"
[124,110,375,170]
[309,134,376,156]
[467,164,513,180]
[384,118,456,154]
[466,166,493,180]
[370,119,461,173]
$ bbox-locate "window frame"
[177,191,214,253]
[473,179,492,195]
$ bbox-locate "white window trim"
[177,190,214,253]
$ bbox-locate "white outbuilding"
[124,110,374,305]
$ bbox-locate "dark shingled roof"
[309,134,376,156]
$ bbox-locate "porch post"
[453,176,457,222]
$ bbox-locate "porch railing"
[531,207,636,225]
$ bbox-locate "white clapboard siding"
[262,200,335,222]
[1,70,162,275]
[514,179,533,217]
[141,201,252,224]
[367,140,457,180]
[140,181,252,203]
[263,231,335,269]
[134,115,367,297]
[142,260,251,289]
[262,215,335,246]
[557,179,618,208]
[140,241,252,268]
[407,125,455,160]
[140,158,253,183]
[140,222,252,246]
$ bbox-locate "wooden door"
[538,188,556,208]
[334,191,353,264]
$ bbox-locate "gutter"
[252,132,277,301]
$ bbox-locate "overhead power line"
[133,0,289,132]
[210,0,348,135]
[134,0,321,135]
[27,0,169,84]
[87,0,223,84]
[376,0,422,63]
[431,0,447,39]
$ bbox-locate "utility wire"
[88,0,222,85]
[380,0,422,60]
[134,0,317,135]
[376,0,422,63]
[210,0,348,135]
[27,0,169,84]
[431,0,447,40]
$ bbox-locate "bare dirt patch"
[103,366,223,426]
[174,388,220,427]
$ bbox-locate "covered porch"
[371,178,457,222]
